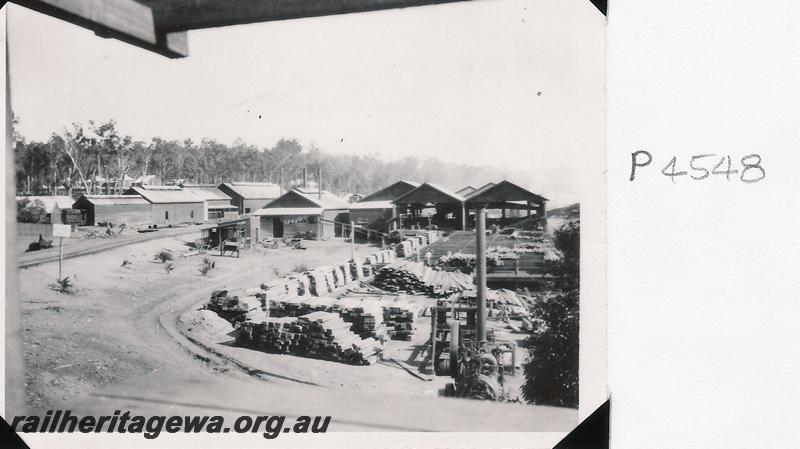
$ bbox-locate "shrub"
[17,199,48,223]
[521,290,579,407]
[49,277,75,294]
[164,262,175,274]
[199,258,216,276]
[121,259,132,268]
[154,249,174,263]
[292,263,309,274]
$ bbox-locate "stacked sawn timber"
[237,312,382,365]
[206,290,265,323]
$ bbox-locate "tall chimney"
[302,168,307,190]
[317,167,322,199]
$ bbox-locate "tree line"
[13,118,518,198]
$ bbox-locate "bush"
[164,262,175,274]
[154,249,174,263]
[199,258,216,276]
[49,277,75,294]
[521,290,579,407]
[292,263,309,274]
[17,199,48,223]
[121,259,132,268]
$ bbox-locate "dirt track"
[19,234,577,431]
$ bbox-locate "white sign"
[52,224,71,238]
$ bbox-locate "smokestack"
[317,167,322,200]
[302,168,307,190]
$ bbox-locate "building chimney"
[302,168,307,190]
[317,167,322,200]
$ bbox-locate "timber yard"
[17,175,581,431]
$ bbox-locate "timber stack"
[237,312,382,365]
[371,261,473,297]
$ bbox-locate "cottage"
[124,185,204,225]
[218,182,281,215]
[253,188,350,240]
[180,183,237,220]
[72,195,152,226]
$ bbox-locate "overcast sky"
[7,0,604,207]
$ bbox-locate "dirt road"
[19,234,576,432]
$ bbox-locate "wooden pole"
[350,221,356,260]
[476,207,487,343]
[58,237,63,280]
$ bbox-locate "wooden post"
[350,221,356,261]
[461,203,467,230]
[58,237,63,280]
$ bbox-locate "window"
[190,210,194,219]
[245,208,251,213]
[165,211,169,220]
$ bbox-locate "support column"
[541,200,548,233]
[526,201,531,218]
[461,203,467,230]
[475,207,487,343]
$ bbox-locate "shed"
[180,183,237,220]
[349,180,421,237]
[218,182,281,215]
[393,182,467,230]
[253,188,349,240]
[199,216,259,254]
[124,185,204,225]
[72,195,151,226]
[464,180,548,230]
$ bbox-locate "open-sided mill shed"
[218,182,281,215]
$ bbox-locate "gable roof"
[463,182,496,200]
[464,180,548,204]
[260,188,350,212]
[293,188,350,209]
[125,186,203,204]
[393,182,465,204]
[455,185,476,196]
[180,184,232,202]
[77,195,149,206]
[359,180,420,202]
[220,182,281,199]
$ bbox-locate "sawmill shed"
[254,188,350,240]
[180,183,237,220]
[72,195,152,227]
[464,180,548,230]
[124,185,204,225]
[218,182,282,215]
[393,182,468,230]
[349,180,420,237]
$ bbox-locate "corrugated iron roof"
[349,200,395,210]
[180,185,232,201]
[127,186,203,204]
[293,188,350,210]
[253,207,324,216]
[221,182,281,199]
[81,195,150,206]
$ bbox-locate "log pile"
[371,261,473,297]
[237,312,382,365]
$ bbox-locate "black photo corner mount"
[553,398,610,449]
[0,415,32,449]
[589,0,608,16]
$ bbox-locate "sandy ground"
[18,234,577,431]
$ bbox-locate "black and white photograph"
[3,0,606,445]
